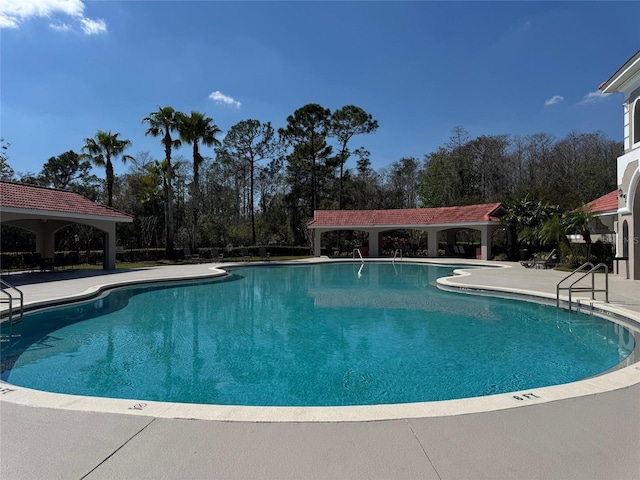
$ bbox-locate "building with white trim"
[600,50,640,280]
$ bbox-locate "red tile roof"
[582,190,618,214]
[0,181,132,220]
[308,203,505,228]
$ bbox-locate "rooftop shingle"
[582,190,618,214]
[0,181,132,219]
[308,203,505,228]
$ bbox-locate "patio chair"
[54,252,68,270]
[211,248,224,261]
[241,247,251,261]
[32,252,49,272]
[184,247,200,263]
[446,244,461,257]
[259,247,270,261]
[533,249,558,269]
[21,252,35,272]
[1,253,13,274]
[520,257,536,268]
[67,251,79,270]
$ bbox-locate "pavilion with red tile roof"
[570,190,619,247]
[307,203,506,259]
[0,181,133,270]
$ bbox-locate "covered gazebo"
[0,181,133,270]
[307,203,506,260]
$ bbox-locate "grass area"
[2,256,314,274]
[69,256,314,270]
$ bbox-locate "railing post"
[1,278,24,350]
[556,262,594,312]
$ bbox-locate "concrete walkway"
[1,259,639,479]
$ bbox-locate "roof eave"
[593,209,618,217]
[1,206,133,223]
[599,50,640,94]
[307,220,502,229]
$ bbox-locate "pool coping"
[1,258,639,423]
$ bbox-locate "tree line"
[0,107,622,262]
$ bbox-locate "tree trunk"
[164,133,175,259]
[250,157,256,245]
[192,142,200,252]
[106,157,114,207]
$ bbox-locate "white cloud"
[209,91,241,108]
[49,22,71,32]
[0,0,107,35]
[579,90,608,105]
[79,17,106,35]
[544,95,564,106]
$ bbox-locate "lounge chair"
[259,247,270,261]
[241,247,251,261]
[533,249,558,269]
[212,248,224,261]
[184,247,200,263]
[520,257,536,268]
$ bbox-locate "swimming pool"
[1,262,635,407]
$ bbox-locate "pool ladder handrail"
[1,278,24,349]
[392,249,403,263]
[556,262,609,312]
[352,248,364,263]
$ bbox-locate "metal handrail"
[556,262,593,307]
[557,262,609,312]
[352,248,364,263]
[1,278,24,349]
[393,249,403,263]
[1,278,23,325]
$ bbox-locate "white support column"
[480,225,491,260]
[103,223,117,270]
[41,221,56,258]
[368,229,379,257]
[427,228,439,257]
[33,225,45,256]
[314,229,322,257]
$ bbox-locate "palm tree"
[564,209,596,263]
[537,215,573,262]
[82,131,132,206]
[501,196,559,259]
[537,209,595,267]
[177,111,221,251]
[142,106,182,258]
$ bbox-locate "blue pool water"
[1,263,635,406]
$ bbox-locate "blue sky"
[1,1,639,178]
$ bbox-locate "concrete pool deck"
[1,259,639,479]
